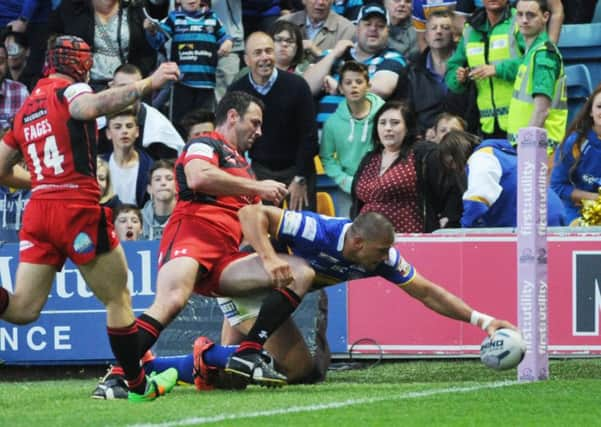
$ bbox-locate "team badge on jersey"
[73,232,94,254]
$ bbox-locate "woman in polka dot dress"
[350,100,446,232]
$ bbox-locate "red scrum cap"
[46,35,93,82]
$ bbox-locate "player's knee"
[159,287,190,319]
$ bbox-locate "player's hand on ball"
[484,318,518,337]
[480,328,527,370]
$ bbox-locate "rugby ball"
[480,328,526,370]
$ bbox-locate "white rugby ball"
[480,328,527,370]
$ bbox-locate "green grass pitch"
[1,358,601,426]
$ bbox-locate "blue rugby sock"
[144,345,238,384]
[145,355,194,384]
[203,344,238,368]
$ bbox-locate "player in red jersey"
[0,35,181,402]
[118,91,315,388]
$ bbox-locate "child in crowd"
[179,108,215,140]
[427,112,467,143]
[97,157,122,211]
[319,61,384,216]
[113,204,144,241]
[144,0,232,123]
[103,107,153,208]
[141,159,176,240]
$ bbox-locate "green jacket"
[319,92,385,194]
[445,5,525,133]
[507,32,567,153]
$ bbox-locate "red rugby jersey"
[3,77,100,202]
[172,131,260,233]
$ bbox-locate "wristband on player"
[470,310,494,330]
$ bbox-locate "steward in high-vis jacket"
[507,0,567,157]
[445,0,525,138]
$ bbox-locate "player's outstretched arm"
[238,204,293,287]
[0,141,31,189]
[401,272,517,335]
[69,62,180,120]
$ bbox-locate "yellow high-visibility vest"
[464,9,521,134]
[507,41,567,155]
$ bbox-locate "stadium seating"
[565,63,594,126]
[558,23,601,89]
[316,191,336,216]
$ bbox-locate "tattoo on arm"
[70,78,152,120]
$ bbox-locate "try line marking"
[127,380,520,427]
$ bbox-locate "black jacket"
[49,0,165,78]
[395,48,481,136]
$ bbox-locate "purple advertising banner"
[516,127,549,381]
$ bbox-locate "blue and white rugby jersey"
[275,210,416,287]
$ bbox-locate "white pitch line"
[126,380,520,427]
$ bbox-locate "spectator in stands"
[272,20,311,73]
[386,0,419,61]
[396,9,460,137]
[320,61,384,216]
[144,0,233,122]
[428,111,466,143]
[412,0,456,51]
[213,0,244,102]
[113,203,144,241]
[98,64,185,159]
[49,0,164,91]
[141,159,175,240]
[229,32,318,211]
[0,43,28,131]
[351,100,444,232]
[304,2,407,128]
[237,20,310,79]
[432,130,479,228]
[97,157,122,211]
[243,1,283,37]
[455,0,564,43]
[550,85,601,224]
[445,0,524,139]
[2,32,35,91]
[0,0,50,90]
[179,109,216,140]
[280,0,356,63]
[507,0,567,157]
[333,0,366,21]
[103,107,153,208]
[455,136,566,227]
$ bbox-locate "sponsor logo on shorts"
[301,216,317,241]
[19,240,34,251]
[219,300,238,318]
[73,232,94,254]
[282,211,302,236]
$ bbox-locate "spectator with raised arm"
[144,0,233,122]
[304,2,407,128]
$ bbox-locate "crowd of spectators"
[2,0,601,243]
